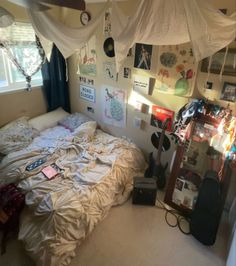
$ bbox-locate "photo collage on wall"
[156,43,198,97]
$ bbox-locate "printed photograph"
[220,82,236,102]
[123,67,131,78]
[134,43,152,70]
[205,81,213,90]
[175,178,184,191]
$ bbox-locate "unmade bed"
[0,110,146,266]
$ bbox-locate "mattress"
[0,125,146,266]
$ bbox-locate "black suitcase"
[132,177,157,206]
[190,170,221,245]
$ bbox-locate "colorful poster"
[134,43,152,70]
[102,85,127,128]
[77,36,97,76]
[156,44,198,97]
[150,105,174,132]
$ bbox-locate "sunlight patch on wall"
[128,90,153,113]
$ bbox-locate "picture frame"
[201,48,236,76]
[134,43,152,70]
[220,82,236,102]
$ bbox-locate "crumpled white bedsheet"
[0,129,146,266]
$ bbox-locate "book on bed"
[42,163,62,179]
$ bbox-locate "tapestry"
[156,43,198,97]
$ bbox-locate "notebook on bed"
[42,163,63,179]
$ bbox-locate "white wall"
[67,0,236,161]
[0,1,61,127]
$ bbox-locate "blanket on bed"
[0,129,146,266]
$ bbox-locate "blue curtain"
[41,44,70,113]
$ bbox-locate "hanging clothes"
[41,44,71,113]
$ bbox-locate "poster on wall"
[80,84,96,103]
[103,9,112,35]
[134,43,153,70]
[102,85,127,128]
[77,35,97,77]
[156,43,198,97]
[150,105,174,132]
[103,62,117,81]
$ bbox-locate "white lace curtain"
[0,22,45,90]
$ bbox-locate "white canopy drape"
[28,1,110,60]
[27,0,236,71]
[111,0,236,71]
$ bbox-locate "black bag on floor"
[190,170,221,245]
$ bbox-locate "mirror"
[164,115,227,216]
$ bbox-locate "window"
[0,22,43,93]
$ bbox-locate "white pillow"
[28,107,69,131]
[72,121,97,139]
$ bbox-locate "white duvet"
[0,126,146,266]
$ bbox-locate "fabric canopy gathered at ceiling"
[28,1,110,60]
[111,0,236,71]
[27,0,236,71]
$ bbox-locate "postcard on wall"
[77,35,97,77]
[80,84,96,103]
[150,105,174,132]
[156,43,198,97]
[102,85,127,128]
[133,75,155,95]
[134,43,153,70]
[103,62,117,81]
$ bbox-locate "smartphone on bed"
[26,157,47,171]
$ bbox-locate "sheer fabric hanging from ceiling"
[111,0,236,71]
[28,1,110,60]
[27,0,236,72]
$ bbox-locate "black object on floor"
[132,177,157,206]
[190,170,221,245]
